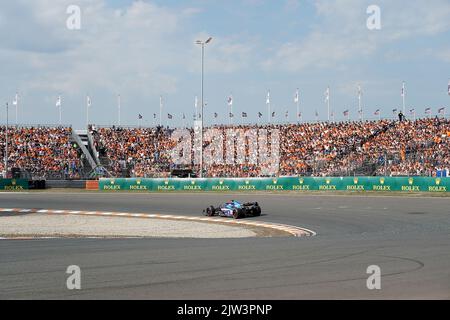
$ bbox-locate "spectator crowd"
[0,126,82,179]
[90,117,450,178]
[1,119,448,180]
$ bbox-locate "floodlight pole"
[5,102,9,177]
[196,37,212,178]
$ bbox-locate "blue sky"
[0,0,449,128]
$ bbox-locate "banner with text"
[0,179,29,190]
[99,177,449,193]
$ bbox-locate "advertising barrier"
[0,179,29,190]
[99,176,450,193]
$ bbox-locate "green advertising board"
[0,179,29,191]
[99,176,450,193]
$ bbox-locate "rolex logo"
[273,179,277,184]
[245,180,250,185]
[408,178,414,185]
[326,179,331,184]
[191,180,195,185]
[353,177,358,184]
[299,178,304,184]
[137,180,141,185]
[436,178,441,185]
[110,180,115,185]
[380,178,385,185]
[219,180,224,185]
[164,180,169,185]
[12,179,16,186]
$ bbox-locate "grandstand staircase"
[72,130,110,178]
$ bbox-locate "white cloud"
[435,48,450,63]
[0,0,261,99]
[262,31,376,72]
[187,33,257,74]
[263,0,450,73]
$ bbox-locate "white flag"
[401,82,406,97]
[358,85,362,98]
[87,95,92,107]
[227,95,233,106]
[12,93,18,106]
[56,96,62,107]
[324,87,330,102]
[294,89,299,103]
[194,96,198,109]
[266,91,270,104]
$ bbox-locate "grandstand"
[1,117,449,180]
[0,125,100,180]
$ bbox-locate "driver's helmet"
[226,200,235,205]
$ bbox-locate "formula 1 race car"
[203,200,261,219]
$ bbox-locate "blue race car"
[203,200,261,219]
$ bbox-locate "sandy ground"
[0,214,256,238]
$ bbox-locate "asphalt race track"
[0,192,449,299]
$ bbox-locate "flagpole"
[402,81,406,114]
[230,107,232,125]
[358,85,362,121]
[327,88,330,121]
[358,89,361,121]
[194,96,198,122]
[15,93,18,126]
[86,96,89,128]
[326,86,330,122]
[328,95,330,122]
[5,103,9,177]
[159,96,162,127]
[230,96,233,126]
[118,94,121,126]
[267,90,270,123]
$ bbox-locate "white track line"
[0,208,316,238]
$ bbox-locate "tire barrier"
[99,176,449,193]
[28,180,46,190]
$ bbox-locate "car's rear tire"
[232,209,243,219]
[206,206,215,217]
[253,206,261,217]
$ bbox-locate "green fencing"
[0,179,29,191]
[99,176,450,193]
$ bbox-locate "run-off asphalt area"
[0,192,449,299]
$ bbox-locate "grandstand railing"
[90,115,450,129]
[0,123,72,128]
